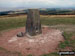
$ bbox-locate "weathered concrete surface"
[26,9,42,36]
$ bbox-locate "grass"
[14,52,23,56]
[59,32,75,50]
[0,47,23,56]
[0,47,7,51]
[41,17,75,25]
[59,41,71,49]
[27,54,33,56]
[63,32,73,40]
[27,52,59,56]
[41,52,59,56]
[0,15,75,31]
[0,16,26,31]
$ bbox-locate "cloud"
[0,0,75,8]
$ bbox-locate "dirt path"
[0,26,64,56]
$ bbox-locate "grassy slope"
[0,15,75,56]
[0,15,75,31]
[0,16,26,31]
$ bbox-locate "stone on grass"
[17,32,24,37]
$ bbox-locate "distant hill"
[0,8,75,16]
[0,8,27,15]
[0,8,11,12]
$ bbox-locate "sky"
[0,0,75,8]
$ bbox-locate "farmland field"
[0,15,75,56]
